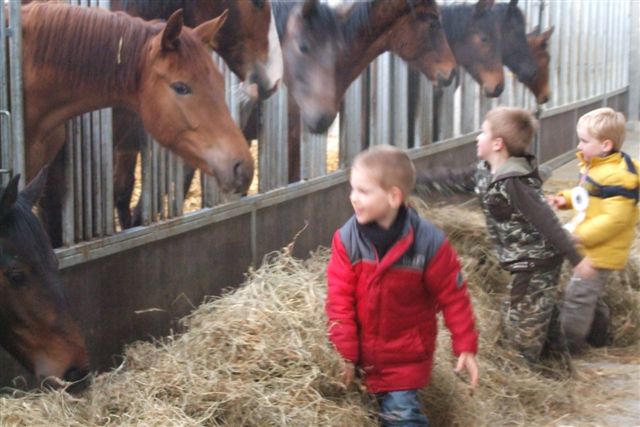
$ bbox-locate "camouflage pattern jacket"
[417,155,582,271]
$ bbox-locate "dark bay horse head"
[273,0,343,133]
[0,170,89,389]
[211,0,283,100]
[495,0,538,88]
[441,0,504,97]
[110,0,283,101]
[22,3,253,193]
[384,0,457,88]
[525,26,554,104]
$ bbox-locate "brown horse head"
[525,26,554,104]
[22,3,253,193]
[274,0,343,133]
[498,0,538,88]
[135,10,255,193]
[0,170,89,390]
[387,0,457,88]
[441,0,504,97]
[187,0,283,101]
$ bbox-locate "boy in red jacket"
[326,145,479,426]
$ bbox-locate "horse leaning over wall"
[17,2,254,245]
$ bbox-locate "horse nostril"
[233,161,252,193]
[538,94,550,104]
[315,114,335,134]
[64,366,92,393]
[486,82,504,97]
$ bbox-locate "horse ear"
[20,166,49,207]
[161,9,184,51]
[193,9,228,51]
[541,26,555,41]
[507,0,518,15]
[0,174,20,219]
[302,0,319,20]
[528,25,541,37]
[474,0,495,17]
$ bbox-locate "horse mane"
[24,2,203,93]
[116,0,187,20]
[0,196,66,306]
[271,0,341,42]
[341,0,374,43]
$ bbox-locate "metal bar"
[258,85,288,192]
[140,133,152,226]
[82,114,93,241]
[629,0,640,120]
[339,75,364,167]
[392,55,408,149]
[0,5,9,186]
[8,0,25,186]
[167,152,175,218]
[73,117,83,239]
[91,111,102,237]
[370,53,392,146]
[62,122,75,246]
[300,128,327,180]
[460,72,476,135]
[413,74,433,147]
[101,108,114,235]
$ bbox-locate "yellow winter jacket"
[558,151,639,269]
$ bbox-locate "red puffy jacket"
[326,208,478,392]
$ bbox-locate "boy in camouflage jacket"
[417,107,595,365]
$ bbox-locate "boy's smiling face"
[577,125,612,162]
[349,166,400,228]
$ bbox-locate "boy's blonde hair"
[485,107,538,156]
[352,145,416,197]
[577,107,626,151]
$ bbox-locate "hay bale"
[1,204,638,426]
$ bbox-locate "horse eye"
[251,0,265,9]
[171,82,192,96]
[298,43,309,54]
[480,35,489,43]
[6,269,27,286]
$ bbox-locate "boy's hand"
[454,352,479,391]
[340,360,355,387]
[546,194,566,208]
[574,256,597,280]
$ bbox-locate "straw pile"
[1,202,638,426]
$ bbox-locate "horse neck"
[22,5,153,141]
[337,1,410,96]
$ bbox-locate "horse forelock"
[24,2,159,93]
[272,0,342,43]
[441,4,476,43]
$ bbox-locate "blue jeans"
[375,390,429,427]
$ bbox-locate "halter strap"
[583,152,639,202]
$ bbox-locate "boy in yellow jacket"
[548,107,639,352]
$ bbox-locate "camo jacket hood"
[475,155,561,266]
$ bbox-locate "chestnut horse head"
[525,26,554,104]
[273,0,343,133]
[21,3,253,193]
[495,0,538,90]
[0,169,89,389]
[110,0,283,101]
[441,0,504,97]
